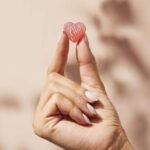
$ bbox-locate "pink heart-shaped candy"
[63,22,86,43]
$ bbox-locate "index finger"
[47,33,69,75]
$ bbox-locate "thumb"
[76,35,105,93]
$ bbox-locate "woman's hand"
[33,33,134,150]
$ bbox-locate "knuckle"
[32,116,57,140]
[52,92,61,100]
[48,72,58,81]
[69,105,76,116]
[32,120,44,137]
[80,100,87,108]
[77,94,86,106]
[48,80,57,90]
[32,118,51,139]
[77,87,86,96]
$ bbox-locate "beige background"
[0,0,150,150]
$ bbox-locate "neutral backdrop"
[0,0,150,150]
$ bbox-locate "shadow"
[112,77,129,96]
[17,146,29,150]
[0,144,4,150]
[91,15,101,29]
[90,114,102,124]
[89,1,150,149]
[93,101,104,109]
[102,0,134,24]
[0,94,21,111]
[100,35,150,78]
[97,59,129,96]
[32,93,40,110]
[65,62,81,84]
[131,113,149,150]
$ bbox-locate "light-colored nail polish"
[82,114,91,124]
[85,91,99,103]
[87,104,97,115]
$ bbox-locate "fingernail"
[85,91,99,103]
[82,114,91,124]
[87,104,97,115]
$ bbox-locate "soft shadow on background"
[0,0,150,150]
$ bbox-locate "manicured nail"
[85,91,99,103]
[87,104,97,115]
[82,114,91,124]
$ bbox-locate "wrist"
[112,127,134,150]
[121,140,134,150]
[119,128,134,150]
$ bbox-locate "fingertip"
[58,32,69,45]
[77,34,89,49]
[56,32,69,55]
[76,34,93,64]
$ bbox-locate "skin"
[33,33,134,150]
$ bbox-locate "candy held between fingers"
[63,22,86,43]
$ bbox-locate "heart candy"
[63,22,86,43]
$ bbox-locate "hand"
[33,33,134,150]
